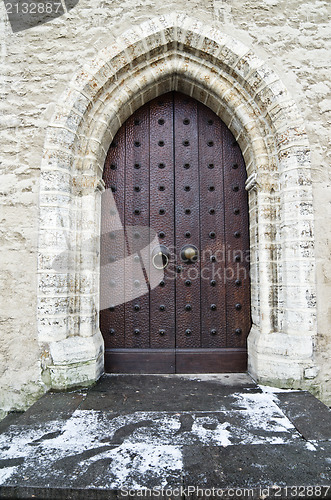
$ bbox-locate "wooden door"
[100,92,251,373]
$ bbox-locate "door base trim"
[105,348,247,374]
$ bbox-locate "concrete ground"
[0,374,330,499]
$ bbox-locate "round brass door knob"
[181,244,199,263]
[184,247,196,260]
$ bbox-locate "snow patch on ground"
[81,443,183,489]
[0,421,66,457]
[233,392,287,421]
[0,466,18,484]
[44,410,110,453]
[231,392,297,436]
[191,417,232,447]
[0,392,301,488]
[305,442,317,451]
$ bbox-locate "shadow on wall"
[4,0,79,32]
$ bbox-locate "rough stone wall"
[0,0,330,416]
[218,0,331,404]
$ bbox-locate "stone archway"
[38,12,317,390]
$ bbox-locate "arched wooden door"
[100,92,251,373]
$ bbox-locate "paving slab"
[0,413,24,435]
[182,442,331,488]
[0,375,330,499]
[276,391,331,441]
[80,373,261,412]
[16,392,86,425]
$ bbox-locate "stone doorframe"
[38,12,317,390]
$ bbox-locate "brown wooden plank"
[105,349,175,374]
[100,124,126,348]
[149,93,176,349]
[124,104,150,348]
[222,125,251,348]
[174,93,201,349]
[198,102,227,348]
[175,348,247,373]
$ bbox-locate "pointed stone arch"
[38,12,317,389]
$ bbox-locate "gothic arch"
[38,13,317,389]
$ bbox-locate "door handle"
[181,244,199,263]
[152,245,170,269]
